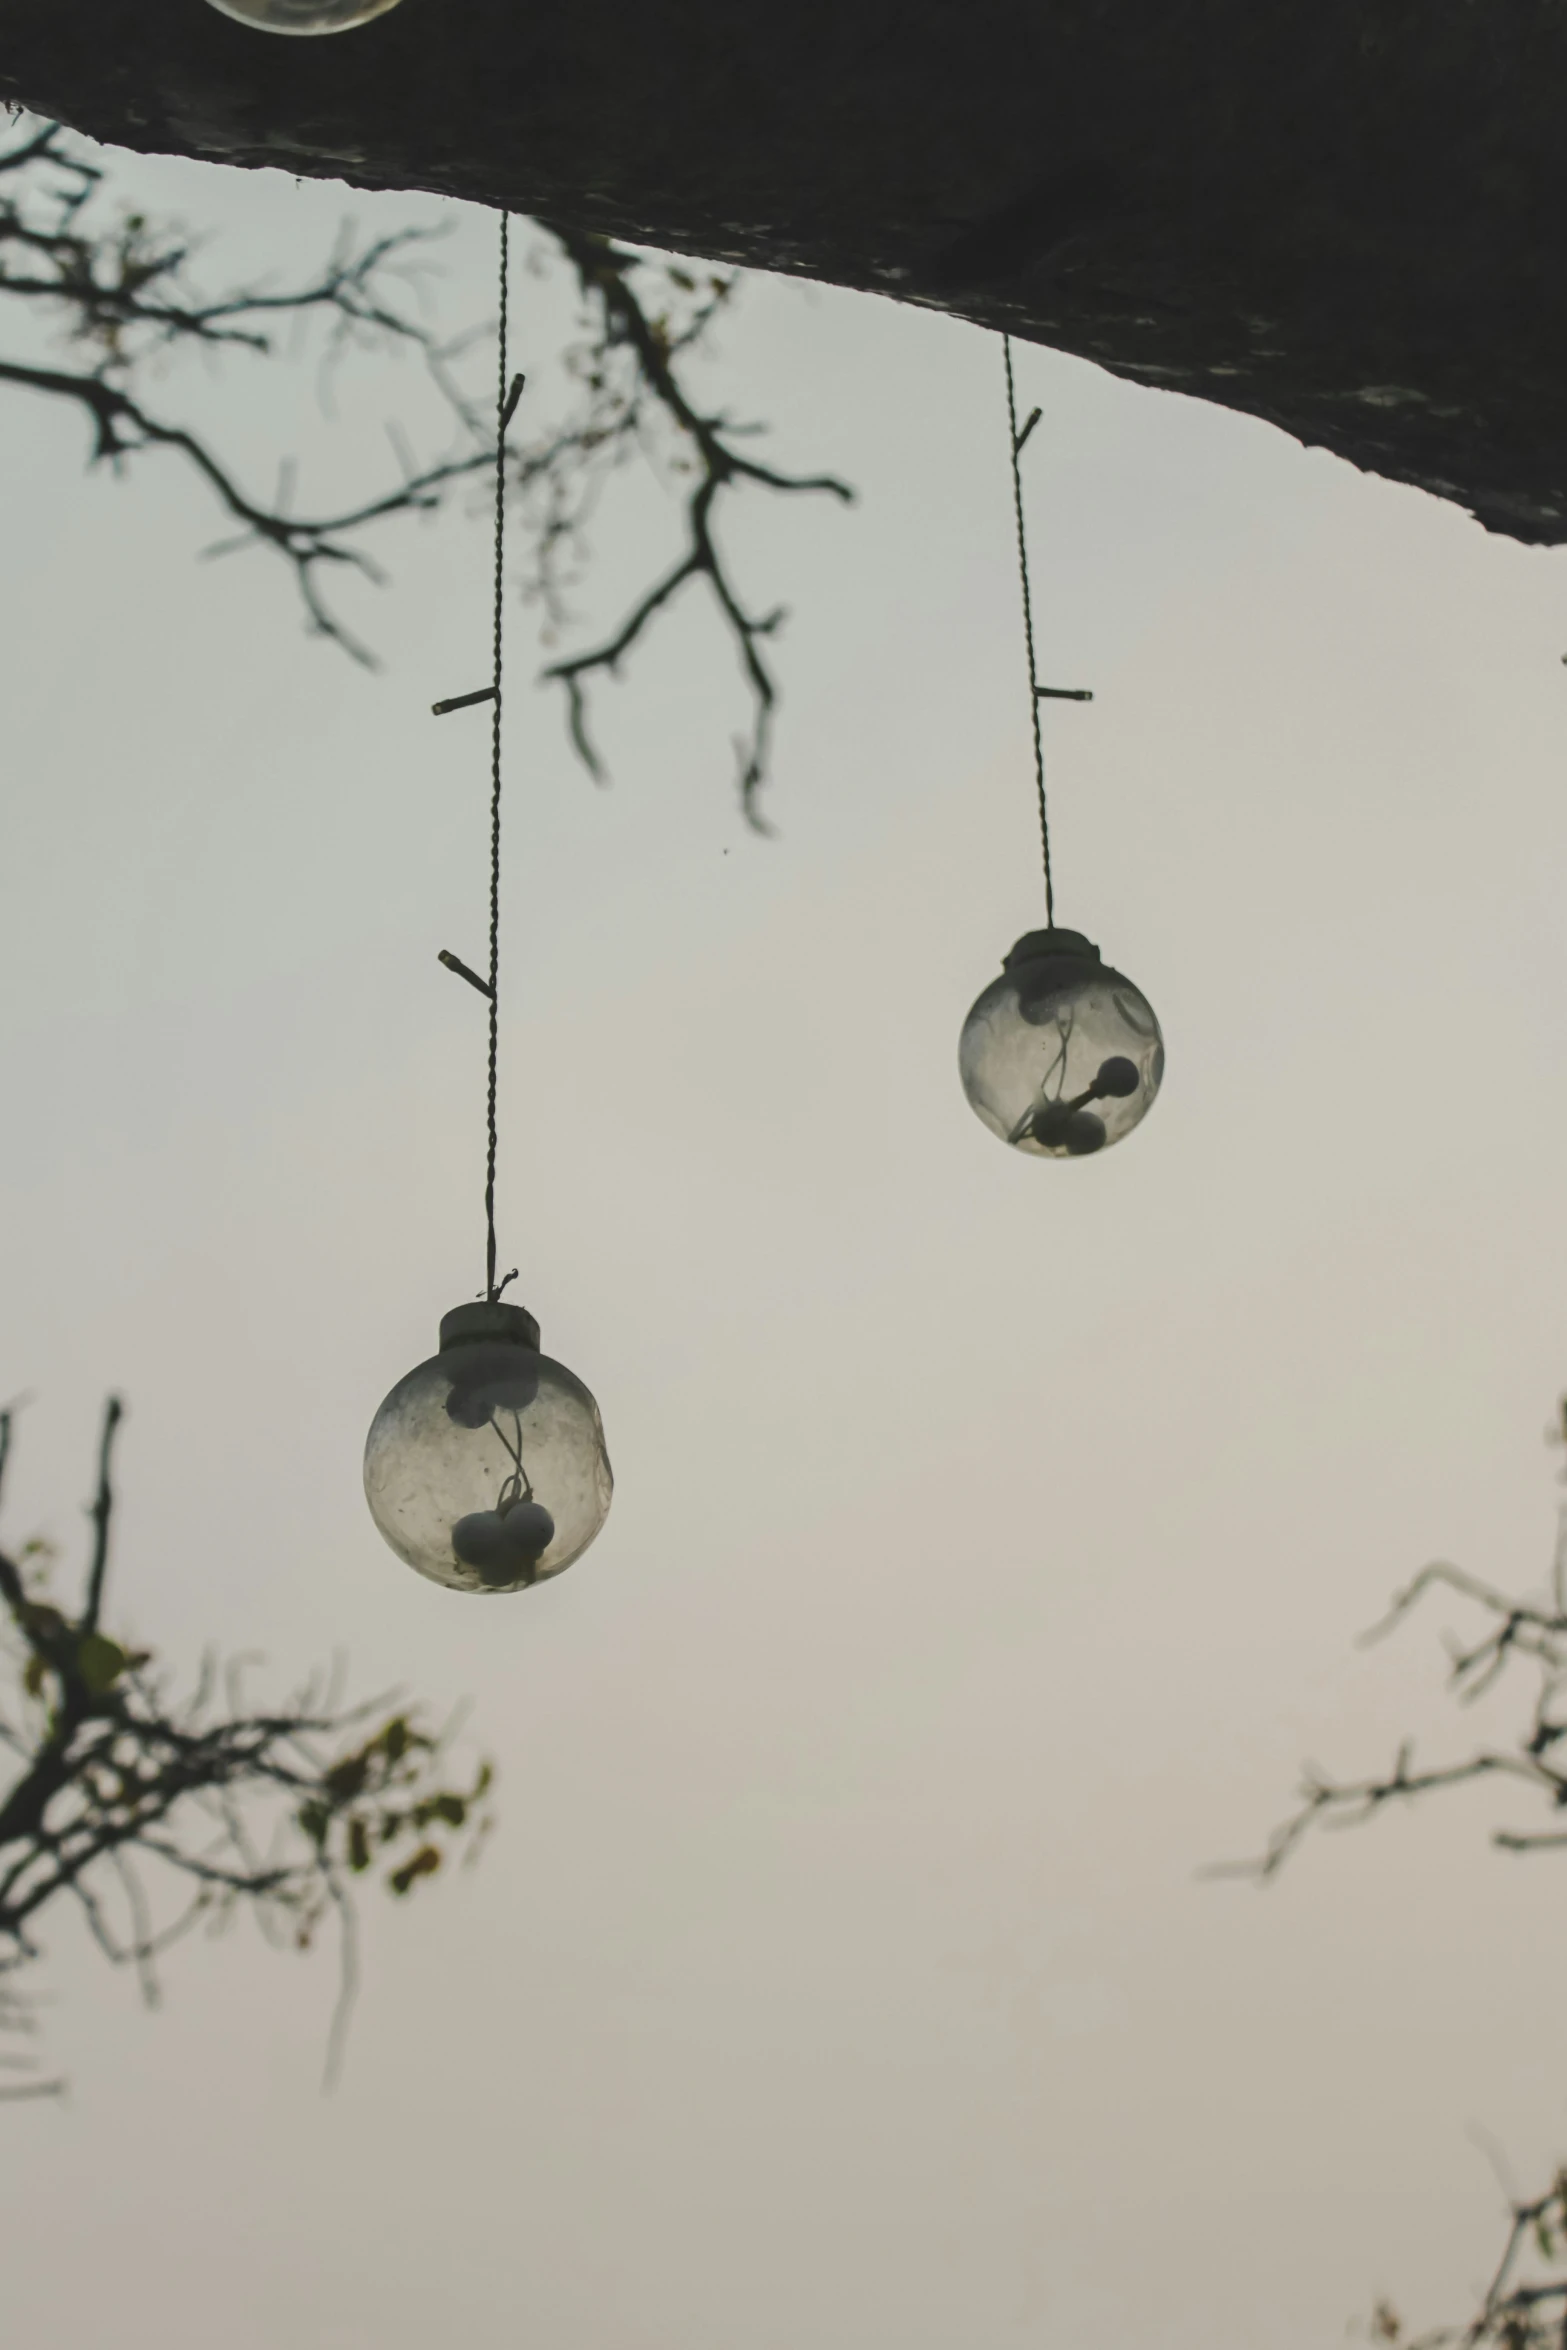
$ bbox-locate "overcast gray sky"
[4,131,1567,2350]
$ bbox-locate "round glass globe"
[205,0,403,33]
[364,1301,612,1594]
[959,928,1164,1157]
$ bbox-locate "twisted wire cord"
[484,214,509,1302]
[1003,334,1054,926]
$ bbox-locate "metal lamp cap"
[439,1300,541,1353]
[1003,927,1101,972]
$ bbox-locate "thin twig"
[537,223,853,825]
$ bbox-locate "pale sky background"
[4,124,1567,2350]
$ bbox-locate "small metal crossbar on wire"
[1002,334,1093,928]
[433,212,526,1305]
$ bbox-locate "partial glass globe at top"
[204,0,403,33]
[959,928,1164,1157]
[364,1302,612,1594]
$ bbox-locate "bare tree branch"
[1225,1515,1567,1889]
[536,224,854,828]
[1233,1400,1567,2346]
[1366,2163,1567,2349]
[0,115,852,814]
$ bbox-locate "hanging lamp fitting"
[1004,928,1100,974]
[439,1299,540,1353]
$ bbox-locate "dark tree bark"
[3,1,1566,544]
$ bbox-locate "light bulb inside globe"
[958,928,1164,1157]
[204,0,403,33]
[364,1301,612,1593]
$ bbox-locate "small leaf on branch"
[75,1632,129,1692]
[325,1753,370,1804]
[387,1845,442,1897]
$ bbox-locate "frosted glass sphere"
[364,1302,612,1594]
[205,0,403,33]
[959,928,1164,1157]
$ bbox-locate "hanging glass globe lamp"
[959,928,1164,1158]
[204,0,403,33]
[364,1301,612,1594]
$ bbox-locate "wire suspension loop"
[484,214,509,1303]
[1003,335,1054,926]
